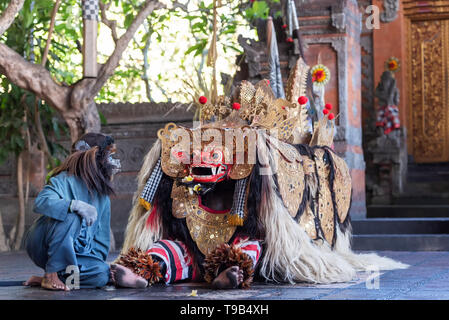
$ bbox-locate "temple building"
[235,0,449,218]
[231,0,449,250]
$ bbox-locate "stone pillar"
[299,0,366,219]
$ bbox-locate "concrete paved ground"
[1,251,449,300]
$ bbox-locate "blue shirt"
[33,171,111,261]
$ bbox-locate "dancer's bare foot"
[110,264,148,288]
[212,266,244,289]
[23,275,43,287]
[41,273,70,291]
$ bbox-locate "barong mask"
[119,56,408,288]
[136,59,351,255]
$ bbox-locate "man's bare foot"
[212,266,244,289]
[110,264,148,289]
[41,273,70,291]
[23,275,43,287]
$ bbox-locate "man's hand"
[70,200,98,226]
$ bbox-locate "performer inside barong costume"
[23,133,121,290]
[112,56,408,290]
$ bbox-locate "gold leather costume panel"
[171,183,237,255]
[158,123,188,178]
[330,152,352,223]
[184,196,237,256]
[275,142,305,218]
[314,148,335,246]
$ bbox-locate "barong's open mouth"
[198,179,235,212]
[190,163,228,183]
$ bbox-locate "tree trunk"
[0,0,25,36]
[13,152,25,250]
[0,0,165,142]
[0,0,166,251]
[0,212,9,252]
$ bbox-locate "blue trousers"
[24,213,110,288]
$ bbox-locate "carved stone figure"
[237,35,262,80]
[380,0,399,23]
[375,71,400,135]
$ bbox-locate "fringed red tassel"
[117,247,163,285]
[145,201,159,231]
[203,243,254,289]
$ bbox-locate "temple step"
[351,218,449,251]
[407,162,449,179]
[367,205,449,218]
[352,218,449,234]
[393,197,449,205]
[352,234,449,251]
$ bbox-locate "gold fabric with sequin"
[171,183,190,219]
[171,184,237,255]
[185,197,237,256]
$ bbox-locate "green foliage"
[0,81,26,163]
[0,0,266,168]
[96,0,257,103]
[0,0,71,166]
[245,1,270,21]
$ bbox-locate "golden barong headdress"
[138,57,338,245]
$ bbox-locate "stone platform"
[1,251,449,300]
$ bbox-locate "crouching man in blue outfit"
[23,133,121,291]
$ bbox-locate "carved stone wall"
[236,0,366,218]
[299,0,366,218]
[365,0,449,204]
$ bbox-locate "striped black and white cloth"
[230,177,249,221]
[140,159,163,207]
[82,0,99,21]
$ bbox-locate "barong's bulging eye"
[171,149,189,163]
[211,150,223,163]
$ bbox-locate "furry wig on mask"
[50,132,117,196]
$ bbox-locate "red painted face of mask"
[171,147,232,183]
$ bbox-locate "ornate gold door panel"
[408,19,449,163]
